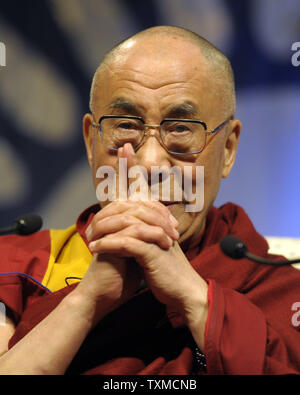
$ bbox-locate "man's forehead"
[90,30,233,118]
[96,40,210,93]
[93,58,214,120]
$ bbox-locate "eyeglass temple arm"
[207,116,233,135]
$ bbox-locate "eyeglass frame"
[91,114,232,155]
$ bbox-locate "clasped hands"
[77,144,208,347]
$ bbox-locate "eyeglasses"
[92,115,232,155]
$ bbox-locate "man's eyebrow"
[165,102,199,118]
[106,99,199,119]
[107,98,143,117]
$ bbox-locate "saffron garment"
[0,203,300,374]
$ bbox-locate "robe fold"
[0,202,299,374]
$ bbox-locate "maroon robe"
[1,202,300,374]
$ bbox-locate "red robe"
[0,202,300,374]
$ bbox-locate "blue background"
[0,0,299,236]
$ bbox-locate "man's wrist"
[63,289,100,329]
[181,278,209,351]
[68,284,126,328]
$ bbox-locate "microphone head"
[220,235,248,259]
[13,214,43,235]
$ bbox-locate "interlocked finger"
[86,203,179,242]
[89,222,174,253]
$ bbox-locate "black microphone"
[0,214,43,236]
[220,235,300,266]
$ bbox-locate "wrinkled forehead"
[90,28,236,120]
[95,36,212,98]
[90,35,226,121]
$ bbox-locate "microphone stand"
[0,224,18,236]
[220,235,300,266]
[245,251,299,266]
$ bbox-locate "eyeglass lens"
[100,117,206,154]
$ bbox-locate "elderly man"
[0,26,300,375]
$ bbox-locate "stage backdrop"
[0,0,299,237]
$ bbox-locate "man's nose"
[135,130,171,174]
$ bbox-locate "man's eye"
[167,123,192,133]
[175,125,190,133]
[117,122,139,130]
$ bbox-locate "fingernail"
[89,241,97,251]
[169,214,178,227]
[172,229,180,239]
[85,226,91,240]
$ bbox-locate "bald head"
[89,25,236,118]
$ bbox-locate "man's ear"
[82,113,94,169]
[222,119,242,178]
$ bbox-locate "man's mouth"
[160,201,180,205]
